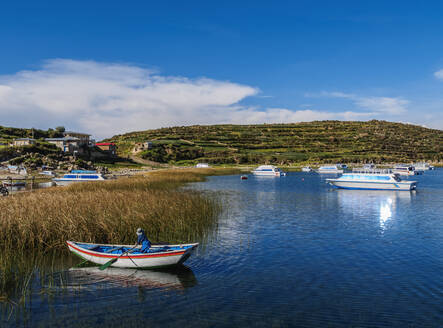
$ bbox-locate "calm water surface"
[2,170,443,327]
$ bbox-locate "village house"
[63,131,90,146]
[45,136,80,153]
[133,141,153,153]
[12,138,36,146]
[95,142,117,156]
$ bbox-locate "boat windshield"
[79,175,99,179]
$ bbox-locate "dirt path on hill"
[129,155,169,167]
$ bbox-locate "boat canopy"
[341,174,391,181]
[63,174,101,179]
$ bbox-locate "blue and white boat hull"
[53,179,103,186]
[327,180,417,191]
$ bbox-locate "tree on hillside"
[55,126,65,133]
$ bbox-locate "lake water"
[2,170,443,327]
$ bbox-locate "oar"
[73,258,90,268]
[99,244,138,270]
[73,246,125,268]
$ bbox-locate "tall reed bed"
[0,168,237,253]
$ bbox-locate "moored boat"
[392,165,419,176]
[66,241,199,269]
[40,170,55,177]
[413,162,434,171]
[363,163,376,170]
[53,170,105,186]
[316,165,344,174]
[326,169,417,191]
[252,165,286,177]
[302,166,313,172]
[195,163,210,168]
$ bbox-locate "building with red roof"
[95,142,116,156]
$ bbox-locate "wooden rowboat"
[66,241,199,269]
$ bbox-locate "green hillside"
[0,126,64,142]
[105,120,443,165]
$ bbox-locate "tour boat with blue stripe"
[252,165,286,176]
[53,170,105,186]
[66,240,199,268]
[326,169,417,191]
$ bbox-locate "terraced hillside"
[106,120,443,165]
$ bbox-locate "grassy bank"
[0,168,239,253]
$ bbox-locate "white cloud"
[0,59,260,138]
[434,69,443,80]
[319,91,408,114]
[0,59,414,139]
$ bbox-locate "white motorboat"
[413,162,434,171]
[195,163,210,168]
[326,169,417,191]
[40,170,55,177]
[53,170,105,186]
[302,166,313,172]
[252,165,286,177]
[392,165,419,176]
[363,163,376,170]
[316,165,344,174]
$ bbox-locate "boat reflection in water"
[66,265,197,291]
[334,189,413,231]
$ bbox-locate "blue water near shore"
[4,169,443,327]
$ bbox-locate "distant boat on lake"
[413,162,434,171]
[316,165,344,174]
[392,164,420,176]
[39,170,55,177]
[252,165,286,177]
[302,166,313,172]
[363,163,376,170]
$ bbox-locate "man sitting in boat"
[136,228,152,252]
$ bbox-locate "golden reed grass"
[0,168,239,253]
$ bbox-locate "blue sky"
[1,1,443,138]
